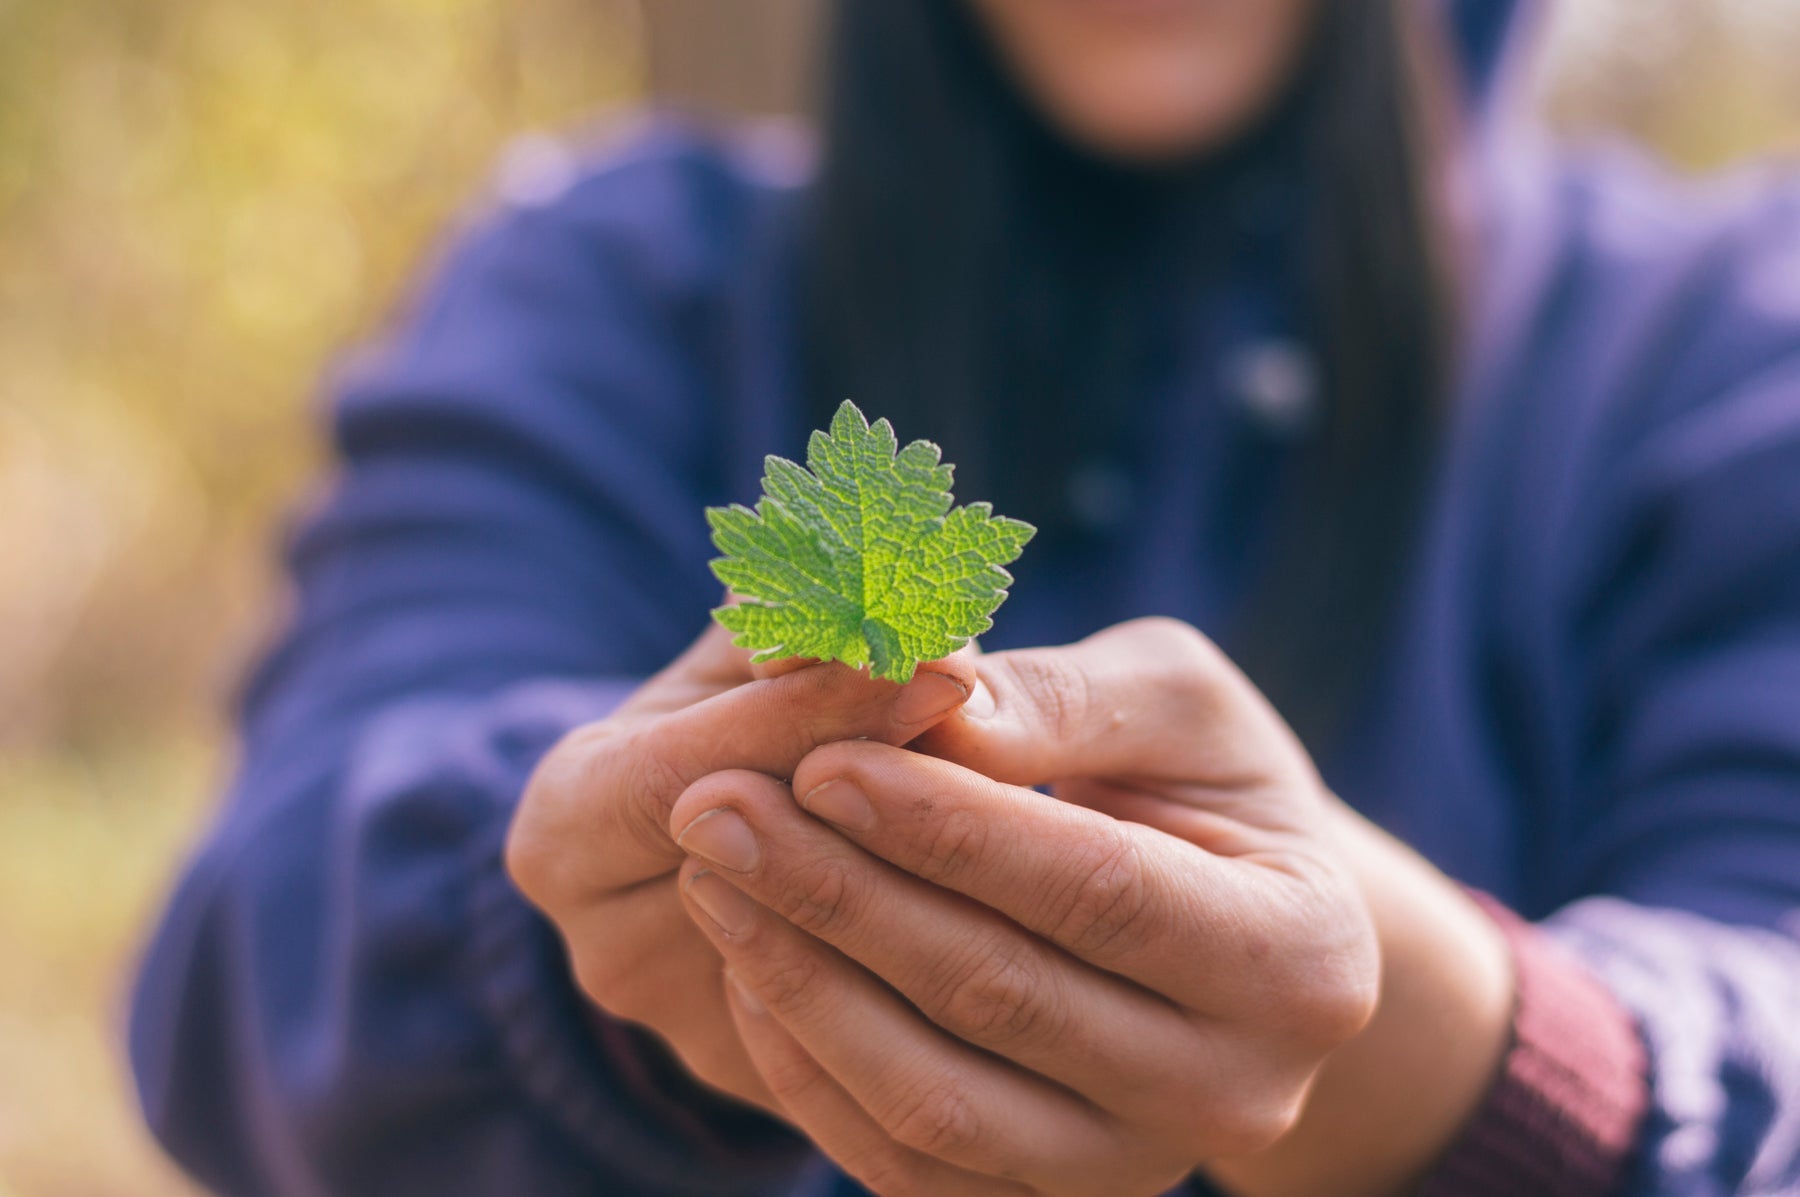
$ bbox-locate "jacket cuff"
[1417,892,1649,1197]
[468,825,807,1195]
[458,679,807,1196]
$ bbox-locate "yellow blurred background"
[1,2,1797,1193]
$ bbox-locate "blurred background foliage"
[0,1,1797,1193]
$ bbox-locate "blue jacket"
[130,17,1800,1197]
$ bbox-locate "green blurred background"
[0,2,1796,1193]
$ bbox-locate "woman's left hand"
[667,617,1437,1197]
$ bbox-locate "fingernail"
[964,677,997,719]
[893,670,968,725]
[800,778,875,832]
[677,808,761,873]
[686,870,758,936]
[724,968,766,1015]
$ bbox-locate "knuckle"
[932,940,1052,1049]
[622,733,710,851]
[1275,943,1381,1050]
[1133,614,1212,653]
[1125,615,1215,665]
[567,946,636,1014]
[507,734,590,892]
[779,855,858,935]
[621,731,695,817]
[1300,960,1380,1047]
[750,950,828,1020]
[753,1037,834,1106]
[1050,832,1154,958]
[502,813,554,905]
[1338,965,1383,1040]
[1157,630,1226,706]
[1202,1092,1305,1157]
[1255,870,1381,1048]
[880,1076,982,1160]
[1164,661,1221,719]
[793,712,837,760]
[913,803,989,886]
[1004,653,1091,741]
[507,729,605,902]
[1122,616,1228,712]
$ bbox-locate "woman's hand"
[929,620,1518,1197]
[666,618,1440,1196]
[505,623,977,1114]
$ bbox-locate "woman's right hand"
[506,623,976,1114]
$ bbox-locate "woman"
[131,1,1800,1194]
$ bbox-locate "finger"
[791,742,1357,1016]
[559,877,780,1114]
[721,974,1034,1197]
[617,620,758,716]
[668,770,1209,1125]
[560,878,716,1025]
[509,652,977,898]
[913,616,1306,790]
[748,654,823,681]
[676,859,1173,1195]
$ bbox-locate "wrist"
[1206,805,1515,1197]
[1415,896,1647,1197]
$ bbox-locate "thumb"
[912,617,1300,788]
[617,616,758,719]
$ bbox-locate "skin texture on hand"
[504,622,978,1114]
[664,619,1405,1195]
[1204,806,1515,1197]
[927,626,1513,1197]
[512,616,1513,1197]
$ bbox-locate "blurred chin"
[969,0,1311,165]
[1036,63,1274,163]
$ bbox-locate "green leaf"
[707,400,1036,683]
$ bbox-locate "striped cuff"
[1417,893,1649,1197]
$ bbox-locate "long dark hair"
[800,0,1457,751]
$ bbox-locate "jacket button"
[1230,340,1319,437]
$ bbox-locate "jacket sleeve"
[1543,345,1800,1196]
[127,138,812,1197]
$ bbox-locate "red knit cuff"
[1416,893,1649,1197]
